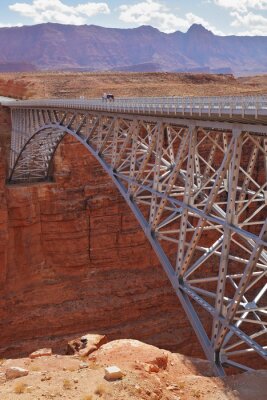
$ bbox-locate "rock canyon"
[0,74,266,398]
[1,103,198,359]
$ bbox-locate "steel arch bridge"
[4,96,267,376]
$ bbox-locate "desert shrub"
[29,365,41,371]
[63,379,72,390]
[94,383,106,396]
[14,382,27,394]
[82,395,93,400]
[192,389,201,398]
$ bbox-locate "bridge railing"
[3,95,267,119]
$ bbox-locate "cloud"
[214,0,267,12]
[230,11,267,35]
[214,0,267,35]
[0,22,22,27]
[119,0,224,34]
[119,0,189,32]
[9,0,110,25]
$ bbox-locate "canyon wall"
[0,105,198,358]
[0,106,10,285]
[0,79,33,99]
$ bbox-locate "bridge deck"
[3,95,267,128]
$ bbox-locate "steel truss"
[8,106,267,376]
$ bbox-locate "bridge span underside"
[7,103,267,376]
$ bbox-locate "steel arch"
[7,107,267,376]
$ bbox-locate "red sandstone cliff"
[0,106,198,358]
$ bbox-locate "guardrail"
[3,95,267,120]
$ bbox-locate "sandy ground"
[0,339,266,400]
[0,72,267,100]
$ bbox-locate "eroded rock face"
[0,79,30,99]
[67,333,108,356]
[0,111,197,359]
[0,106,10,286]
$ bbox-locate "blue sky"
[0,0,267,35]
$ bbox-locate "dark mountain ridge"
[0,23,266,75]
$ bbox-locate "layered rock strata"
[0,108,197,358]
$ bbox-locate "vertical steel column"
[212,128,242,364]
[149,122,164,225]
[176,125,196,276]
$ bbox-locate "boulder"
[5,367,29,380]
[67,333,108,356]
[104,365,123,381]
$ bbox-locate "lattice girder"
[8,106,267,376]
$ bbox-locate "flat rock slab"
[29,348,52,359]
[5,367,29,380]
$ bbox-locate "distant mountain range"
[0,23,266,75]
